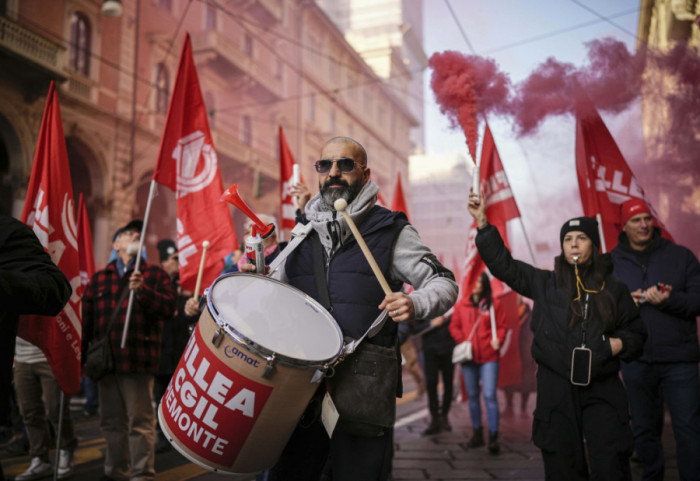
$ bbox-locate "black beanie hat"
[560,217,600,249]
[157,239,178,262]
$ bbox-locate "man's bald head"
[322,137,367,167]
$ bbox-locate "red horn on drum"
[221,183,274,237]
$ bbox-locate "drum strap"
[267,222,314,276]
[309,230,389,358]
[311,231,332,312]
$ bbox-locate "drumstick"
[334,199,391,295]
[193,240,210,299]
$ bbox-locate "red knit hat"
[620,198,651,226]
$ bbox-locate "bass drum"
[158,273,343,476]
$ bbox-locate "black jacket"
[0,215,71,419]
[475,224,646,382]
[611,229,700,363]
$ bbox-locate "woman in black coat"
[467,193,646,481]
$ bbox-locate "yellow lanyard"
[573,262,605,301]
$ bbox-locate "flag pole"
[53,391,65,481]
[517,217,537,265]
[121,179,158,349]
[596,213,608,253]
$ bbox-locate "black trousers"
[535,375,633,481]
[424,351,454,417]
[268,413,393,481]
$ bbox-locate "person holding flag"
[81,220,175,481]
[611,198,700,481]
[1,215,72,481]
[468,191,646,481]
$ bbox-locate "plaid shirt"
[82,260,175,375]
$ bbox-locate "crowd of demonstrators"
[153,239,198,454]
[611,198,700,481]
[449,272,507,454]
[0,214,72,481]
[502,296,536,415]
[414,313,455,436]
[468,191,647,481]
[239,137,458,481]
[81,220,176,481]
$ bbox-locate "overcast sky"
[421,0,642,263]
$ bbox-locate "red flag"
[575,95,673,251]
[19,82,82,395]
[490,279,522,388]
[279,126,298,233]
[391,173,410,222]
[462,124,521,297]
[77,194,95,288]
[153,34,237,292]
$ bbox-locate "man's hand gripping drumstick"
[333,198,414,322]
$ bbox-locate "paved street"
[1,370,681,480]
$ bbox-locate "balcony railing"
[191,30,281,102]
[228,0,283,24]
[0,16,64,75]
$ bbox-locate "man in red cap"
[611,198,700,481]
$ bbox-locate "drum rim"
[206,273,344,370]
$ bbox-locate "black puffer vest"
[285,206,408,346]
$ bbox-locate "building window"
[275,58,283,79]
[243,32,253,57]
[306,95,315,123]
[204,91,215,129]
[69,12,91,76]
[346,70,355,99]
[329,54,338,83]
[241,115,252,146]
[204,4,217,30]
[155,63,170,115]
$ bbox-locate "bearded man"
[260,137,458,481]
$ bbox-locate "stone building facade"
[0,0,418,263]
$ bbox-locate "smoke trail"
[510,38,644,136]
[428,51,511,160]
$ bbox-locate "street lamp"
[102,0,123,17]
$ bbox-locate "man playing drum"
[247,137,458,480]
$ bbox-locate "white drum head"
[208,274,343,362]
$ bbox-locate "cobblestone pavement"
[0,369,680,480]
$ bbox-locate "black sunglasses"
[314,157,357,174]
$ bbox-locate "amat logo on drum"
[224,345,260,367]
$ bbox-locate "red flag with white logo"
[575,94,673,251]
[462,124,521,297]
[391,173,410,222]
[153,34,237,292]
[279,126,298,234]
[19,81,82,395]
[77,194,95,287]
